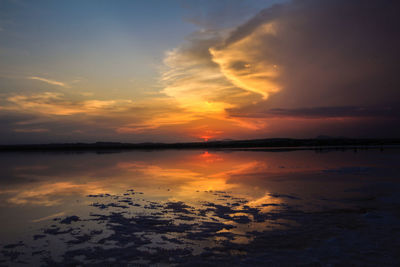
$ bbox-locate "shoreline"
[1,138,400,152]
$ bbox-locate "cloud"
[0,91,220,143]
[210,22,281,99]
[13,128,49,133]
[161,0,400,137]
[28,76,68,87]
[218,0,400,110]
[3,92,134,116]
[228,105,400,119]
[161,34,236,114]
[161,27,266,132]
[181,0,268,30]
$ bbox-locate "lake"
[1,148,399,265]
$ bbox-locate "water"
[1,149,400,265]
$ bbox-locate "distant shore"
[1,138,400,152]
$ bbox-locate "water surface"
[1,149,399,265]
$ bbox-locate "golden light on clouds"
[210,22,281,99]
[6,92,81,116]
[157,21,284,137]
[4,92,134,116]
[161,48,235,116]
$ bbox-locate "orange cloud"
[210,22,281,99]
[159,31,274,135]
[4,92,134,116]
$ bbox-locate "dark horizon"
[2,137,400,152]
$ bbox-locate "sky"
[0,0,399,144]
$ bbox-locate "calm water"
[1,149,400,265]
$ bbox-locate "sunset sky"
[1,0,399,144]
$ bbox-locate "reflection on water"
[0,149,400,265]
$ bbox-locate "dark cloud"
[181,0,277,30]
[228,105,400,119]
[224,0,400,108]
[211,0,400,136]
